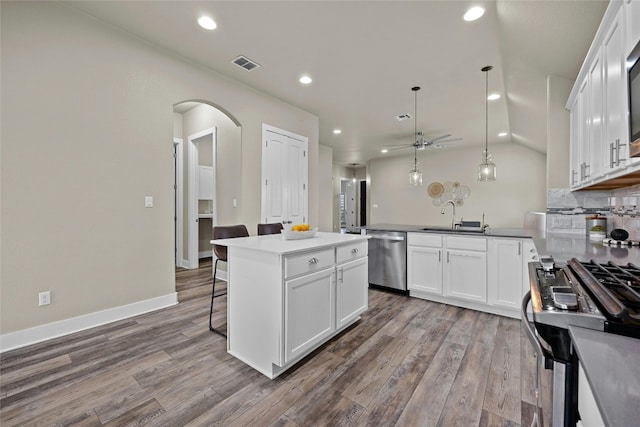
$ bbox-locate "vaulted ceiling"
[64,0,608,165]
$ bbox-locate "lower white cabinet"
[488,238,523,311]
[224,235,368,379]
[408,232,535,318]
[445,248,487,303]
[407,234,443,295]
[336,257,368,329]
[285,267,335,363]
[578,362,605,427]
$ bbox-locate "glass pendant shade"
[478,65,497,182]
[478,150,497,181]
[409,167,423,186]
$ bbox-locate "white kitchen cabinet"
[570,80,591,187]
[408,232,533,319]
[336,256,368,329]
[604,5,633,174]
[488,239,523,311]
[285,267,335,362]
[214,232,369,379]
[625,0,640,58]
[587,52,605,181]
[407,233,443,295]
[444,241,487,304]
[522,239,538,296]
[568,1,640,188]
[261,124,308,225]
[578,363,605,427]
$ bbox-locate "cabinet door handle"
[339,267,344,283]
[518,242,521,256]
[308,257,319,264]
[571,170,577,185]
[351,248,359,254]
[446,252,450,263]
[616,139,626,166]
[583,163,590,178]
[610,142,615,169]
[438,250,441,262]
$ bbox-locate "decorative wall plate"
[427,182,444,198]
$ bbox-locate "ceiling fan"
[385,87,462,152]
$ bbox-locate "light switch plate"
[145,196,153,208]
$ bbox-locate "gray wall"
[368,143,547,228]
[1,1,319,334]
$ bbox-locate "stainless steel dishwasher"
[366,230,407,292]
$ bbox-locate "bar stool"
[257,222,283,235]
[209,224,249,337]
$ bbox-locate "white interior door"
[261,124,308,225]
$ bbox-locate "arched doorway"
[172,101,241,299]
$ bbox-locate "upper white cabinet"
[568,1,640,189]
[625,0,640,57]
[261,124,308,225]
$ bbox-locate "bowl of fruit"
[281,224,317,240]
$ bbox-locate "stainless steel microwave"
[629,39,640,157]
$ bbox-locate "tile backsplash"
[547,184,640,240]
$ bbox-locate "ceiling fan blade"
[384,143,414,147]
[434,138,462,144]
[386,145,413,151]
[424,133,452,143]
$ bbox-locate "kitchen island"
[211,232,369,379]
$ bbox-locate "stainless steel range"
[522,256,640,426]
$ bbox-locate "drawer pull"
[308,257,319,265]
[351,248,359,254]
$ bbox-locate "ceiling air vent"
[232,55,260,71]
[394,113,412,121]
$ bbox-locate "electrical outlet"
[39,291,51,306]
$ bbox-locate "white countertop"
[211,231,369,255]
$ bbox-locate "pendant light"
[409,86,423,186]
[352,163,357,183]
[478,66,497,182]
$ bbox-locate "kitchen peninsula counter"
[211,232,369,379]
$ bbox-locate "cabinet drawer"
[446,236,487,251]
[336,241,367,264]
[408,233,443,247]
[285,248,334,278]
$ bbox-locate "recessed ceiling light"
[498,132,508,137]
[463,6,485,22]
[488,93,501,101]
[333,129,342,134]
[198,16,217,30]
[299,75,312,85]
[381,149,388,153]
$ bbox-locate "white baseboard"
[0,292,178,353]
[199,250,212,258]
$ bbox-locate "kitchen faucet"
[441,200,456,229]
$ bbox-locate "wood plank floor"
[1,258,549,426]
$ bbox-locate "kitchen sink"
[421,226,485,234]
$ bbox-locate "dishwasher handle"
[368,234,405,241]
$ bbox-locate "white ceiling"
[63,0,608,166]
